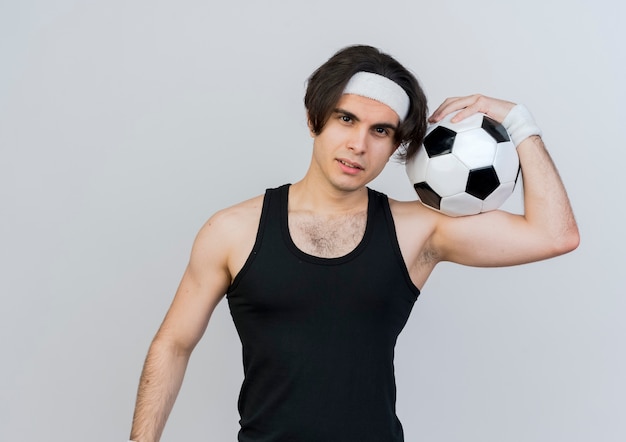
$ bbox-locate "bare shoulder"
[387,198,443,288]
[194,193,265,282]
[387,198,440,251]
[203,194,265,236]
[388,198,438,231]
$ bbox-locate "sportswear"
[227,184,420,441]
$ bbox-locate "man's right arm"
[129,213,233,442]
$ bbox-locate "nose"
[347,127,368,154]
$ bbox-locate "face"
[308,93,400,193]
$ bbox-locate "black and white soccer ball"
[406,111,520,217]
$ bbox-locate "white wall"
[1,0,623,440]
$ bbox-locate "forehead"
[337,94,400,125]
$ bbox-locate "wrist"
[502,104,542,147]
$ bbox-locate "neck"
[288,178,368,215]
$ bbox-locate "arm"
[129,215,232,442]
[429,95,579,266]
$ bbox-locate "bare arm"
[429,95,580,266]
[130,215,232,441]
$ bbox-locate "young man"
[129,45,579,441]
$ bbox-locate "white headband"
[343,71,410,121]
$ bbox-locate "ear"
[388,140,403,159]
[306,112,316,138]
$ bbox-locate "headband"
[343,71,410,121]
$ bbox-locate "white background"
[1,0,624,440]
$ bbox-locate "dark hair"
[304,45,428,162]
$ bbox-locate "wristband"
[501,104,542,147]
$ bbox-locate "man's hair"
[304,45,428,162]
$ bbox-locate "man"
[129,45,579,441]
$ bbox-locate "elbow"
[151,332,195,359]
[566,227,581,252]
[551,225,580,257]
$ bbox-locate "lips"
[337,158,363,170]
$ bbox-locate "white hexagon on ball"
[440,192,484,217]
[425,154,469,197]
[492,141,519,183]
[452,129,497,170]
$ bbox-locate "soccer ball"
[406,111,520,217]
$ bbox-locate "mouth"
[337,159,363,170]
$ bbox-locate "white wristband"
[501,104,542,147]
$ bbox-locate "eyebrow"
[333,107,399,132]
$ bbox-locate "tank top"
[227,184,420,441]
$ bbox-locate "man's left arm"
[430,95,580,267]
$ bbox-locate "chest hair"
[289,210,367,258]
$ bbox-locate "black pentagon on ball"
[414,182,441,210]
[423,126,456,157]
[481,116,510,143]
[466,166,500,200]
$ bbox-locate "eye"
[374,127,389,136]
[340,114,352,123]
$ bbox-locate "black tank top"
[227,184,420,441]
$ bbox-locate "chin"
[332,179,369,193]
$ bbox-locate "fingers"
[429,94,516,124]
[428,95,477,123]
[428,96,462,123]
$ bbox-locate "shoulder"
[378,197,446,287]
[191,193,266,281]
[197,193,265,246]
[387,197,441,240]
[387,197,439,225]
[388,197,443,256]
[208,194,265,229]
